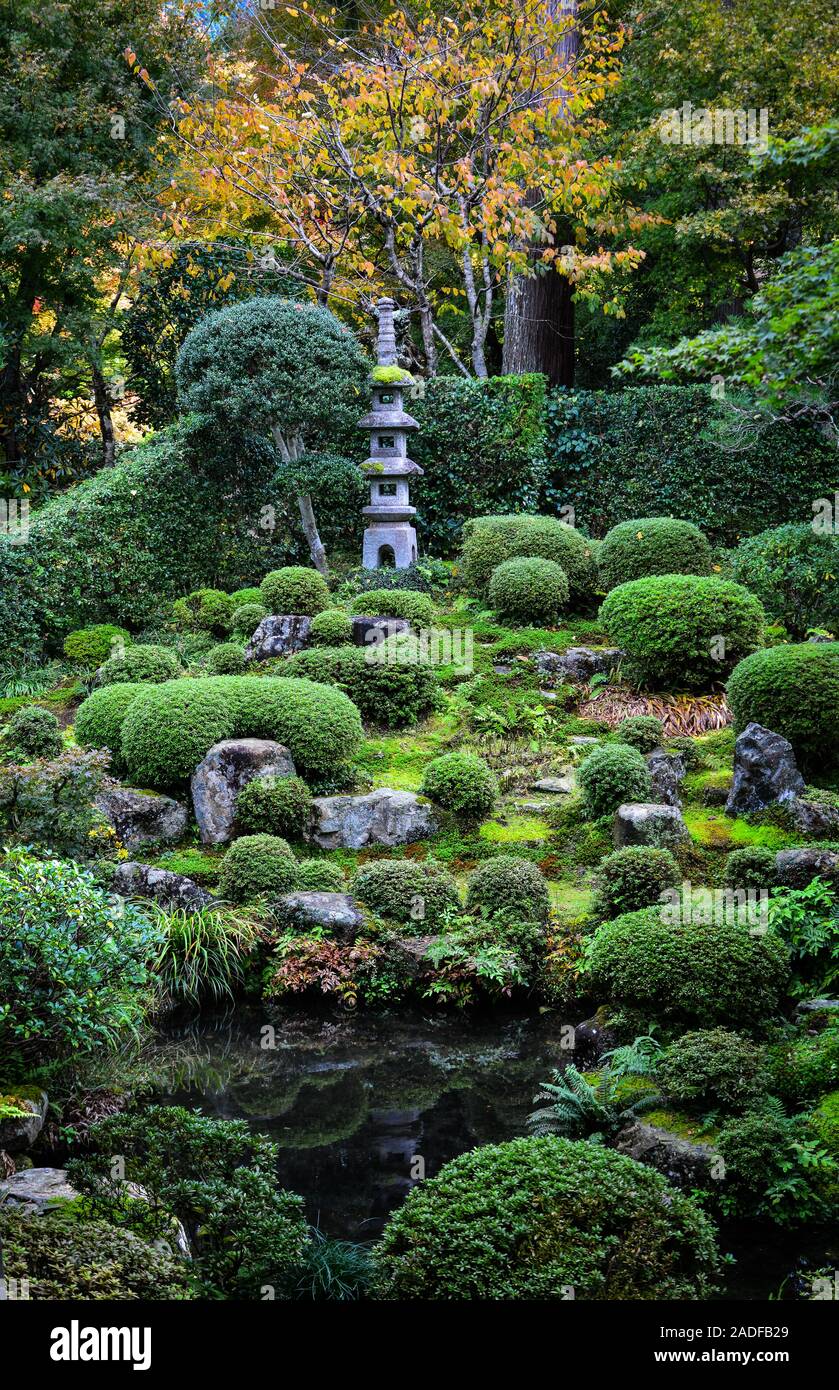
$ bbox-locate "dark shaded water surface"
[148,1006,834,1300]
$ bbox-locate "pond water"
[147,1006,834,1300]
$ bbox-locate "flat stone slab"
[245,614,312,661]
[113,862,216,912]
[192,738,295,845]
[352,616,411,650]
[535,647,623,683]
[613,802,690,850]
[615,1121,716,1187]
[569,735,600,745]
[531,776,574,794]
[271,891,365,942]
[95,787,188,849]
[0,1167,77,1212]
[306,788,437,849]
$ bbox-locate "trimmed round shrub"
[769,1019,839,1103]
[0,1210,191,1301]
[371,1136,719,1300]
[231,602,268,635]
[583,907,790,1028]
[97,643,182,686]
[235,774,312,838]
[172,588,237,634]
[419,751,498,822]
[205,643,246,676]
[600,574,765,690]
[121,680,234,785]
[594,846,680,918]
[217,834,299,902]
[5,704,63,759]
[350,588,434,627]
[74,682,148,769]
[296,859,345,892]
[0,852,162,1064]
[352,859,460,927]
[229,587,264,608]
[284,646,437,728]
[488,556,569,624]
[727,643,839,768]
[723,846,777,893]
[466,854,550,923]
[614,715,664,753]
[577,743,652,819]
[654,1028,770,1112]
[732,523,839,638]
[260,566,330,616]
[63,624,131,668]
[460,514,597,606]
[599,517,712,590]
[112,676,363,786]
[310,608,353,647]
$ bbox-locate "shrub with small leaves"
[350,588,434,626]
[296,859,345,892]
[615,715,664,754]
[73,682,147,772]
[352,858,460,927]
[63,624,131,668]
[310,608,354,647]
[466,853,550,924]
[0,1210,191,1301]
[217,834,299,902]
[488,556,569,624]
[460,514,597,606]
[594,845,680,918]
[97,643,182,686]
[723,846,777,893]
[578,743,652,819]
[599,517,712,591]
[654,1028,770,1112]
[172,588,237,635]
[235,775,312,838]
[727,642,839,769]
[5,704,63,759]
[420,751,498,822]
[260,566,330,616]
[205,643,246,676]
[231,601,268,636]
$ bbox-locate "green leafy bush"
[260,566,330,616]
[371,1135,719,1299]
[727,643,839,768]
[230,587,264,607]
[0,852,161,1066]
[723,846,777,892]
[5,704,63,759]
[120,679,234,785]
[217,834,299,902]
[488,556,569,624]
[769,1019,839,1102]
[600,574,765,690]
[577,743,652,819]
[284,646,437,728]
[231,601,269,635]
[465,854,550,924]
[460,513,597,605]
[0,749,112,859]
[352,859,460,927]
[419,751,498,822]
[172,588,237,635]
[205,642,247,676]
[235,774,312,838]
[0,1210,191,1301]
[614,715,664,753]
[296,859,345,892]
[583,907,790,1028]
[73,682,148,771]
[310,608,353,647]
[810,1089,839,1159]
[96,643,182,686]
[350,589,434,626]
[593,846,680,917]
[598,517,712,590]
[654,1028,770,1112]
[63,624,131,667]
[732,524,839,638]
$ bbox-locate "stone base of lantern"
[362,523,418,570]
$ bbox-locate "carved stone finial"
[376,297,397,367]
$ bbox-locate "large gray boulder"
[646,748,686,808]
[725,722,806,816]
[0,1088,48,1153]
[245,614,312,661]
[613,802,690,850]
[113,862,216,911]
[0,1167,77,1212]
[306,788,438,850]
[191,738,296,845]
[787,796,839,838]
[534,646,623,684]
[775,847,839,889]
[352,615,410,648]
[95,787,188,849]
[614,1121,717,1187]
[271,891,365,942]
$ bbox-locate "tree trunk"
[502,0,579,384]
[297,494,329,577]
[91,361,116,467]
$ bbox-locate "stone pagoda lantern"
[359,298,422,570]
